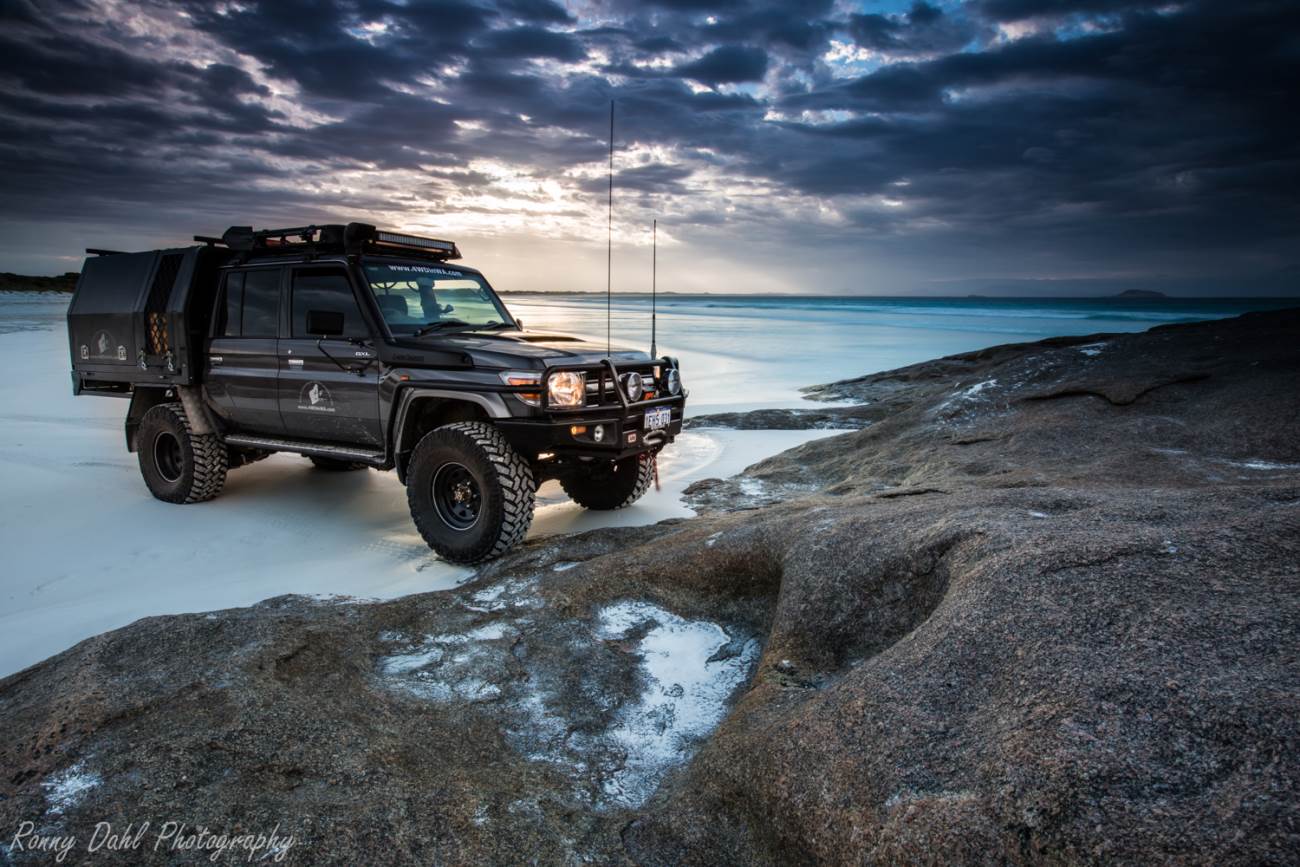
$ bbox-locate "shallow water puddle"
[376,594,760,810]
[592,602,761,808]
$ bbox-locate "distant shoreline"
[0,273,78,293]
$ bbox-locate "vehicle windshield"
[362,260,514,335]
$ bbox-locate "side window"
[216,272,243,337]
[241,269,281,338]
[292,269,368,338]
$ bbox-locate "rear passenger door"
[205,267,285,435]
[277,266,382,446]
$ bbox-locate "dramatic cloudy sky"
[1,0,1296,294]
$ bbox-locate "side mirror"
[306,310,344,337]
[515,317,524,330]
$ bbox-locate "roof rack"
[195,222,462,261]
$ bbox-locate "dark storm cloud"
[674,45,769,85]
[496,0,573,24]
[848,2,982,54]
[633,35,683,53]
[700,1,836,53]
[977,0,1173,20]
[172,0,495,99]
[0,30,170,97]
[0,0,1296,289]
[772,0,1299,246]
[477,26,586,60]
[639,0,747,10]
[576,162,697,195]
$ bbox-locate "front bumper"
[496,404,685,460]
[496,358,687,460]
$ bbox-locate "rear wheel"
[561,452,655,510]
[309,456,370,472]
[406,422,536,564]
[136,403,227,504]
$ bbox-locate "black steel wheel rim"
[153,431,184,483]
[432,462,482,531]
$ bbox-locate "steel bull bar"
[530,357,686,451]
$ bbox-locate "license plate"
[644,407,671,430]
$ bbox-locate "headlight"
[500,371,541,406]
[665,368,681,396]
[621,371,643,402]
[547,370,586,407]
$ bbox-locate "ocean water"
[7,289,1293,415]
[505,293,1298,414]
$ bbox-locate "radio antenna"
[650,219,657,359]
[606,100,614,358]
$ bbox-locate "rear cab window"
[213,267,281,338]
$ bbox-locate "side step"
[223,434,387,466]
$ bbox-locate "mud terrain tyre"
[309,456,370,471]
[136,402,227,504]
[561,452,655,510]
[406,422,536,564]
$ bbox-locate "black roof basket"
[194,222,461,261]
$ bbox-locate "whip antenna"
[650,219,657,358]
[606,100,614,358]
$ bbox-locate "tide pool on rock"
[376,593,760,812]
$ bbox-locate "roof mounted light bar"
[373,230,458,256]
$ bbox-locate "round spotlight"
[664,368,681,396]
[621,371,644,402]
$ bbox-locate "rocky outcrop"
[2,310,1298,865]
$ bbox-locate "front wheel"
[136,403,228,504]
[406,422,536,564]
[560,452,655,510]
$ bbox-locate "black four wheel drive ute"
[66,223,686,563]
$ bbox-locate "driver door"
[277,266,382,446]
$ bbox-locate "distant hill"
[1113,289,1167,299]
[0,272,79,293]
[917,266,1300,298]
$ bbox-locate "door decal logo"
[298,381,336,413]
